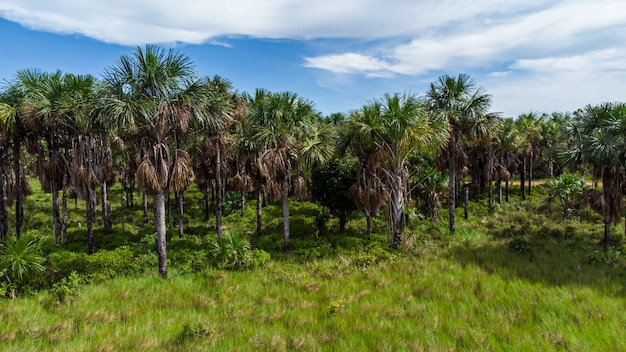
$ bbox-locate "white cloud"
[2,0,626,116]
[0,0,554,45]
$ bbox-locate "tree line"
[0,45,622,278]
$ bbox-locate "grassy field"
[1,181,626,351]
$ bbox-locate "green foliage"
[48,246,142,285]
[546,171,586,218]
[310,159,357,224]
[508,237,532,255]
[0,235,48,285]
[208,232,252,269]
[50,271,83,304]
[247,249,271,269]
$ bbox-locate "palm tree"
[101,45,204,278]
[238,89,272,235]
[250,91,317,251]
[557,102,626,249]
[427,74,495,234]
[18,69,70,244]
[195,76,236,240]
[0,82,31,240]
[345,93,448,247]
[342,103,387,238]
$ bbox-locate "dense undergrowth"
[1,180,626,350]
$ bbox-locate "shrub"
[0,235,49,292]
[247,249,271,269]
[508,237,532,255]
[209,232,252,269]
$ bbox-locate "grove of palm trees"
[1,45,626,350]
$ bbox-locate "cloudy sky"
[1,0,625,117]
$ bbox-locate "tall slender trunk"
[528,153,533,196]
[497,181,502,205]
[282,173,291,251]
[154,191,167,278]
[62,174,68,245]
[87,188,95,255]
[0,165,7,241]
[389,170,404,248]
[52,179,61,244]
[520,157,526,200]
[204,188,210,221]
[121,186,126,232]
[102,182,112,234]
[177,190,184,239]
[143,192,148,224]
[448,144,457,234]
[12,139,23,239]
[256,183,262,235]
[215,147,223,240]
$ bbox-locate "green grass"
[1,181,626,350]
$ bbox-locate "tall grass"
[1,181,626,350]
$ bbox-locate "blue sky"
[1,0,626,118]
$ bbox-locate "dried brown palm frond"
[290,174,307,201]
[136,156,161,194]
[203,138,217,157]
[46,153,66,183]
[232,174,246,192]
[266,179,283,202]
[495,163,510,182]
[109,135,125,151]
[170,149,194,192]
[260,148,288,180]
[348,183,366,208]
[170,101,192,133]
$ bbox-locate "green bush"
[247,249,271,269]
[48,246,142,285]
[0,235,49,294]
[508,237,532,255]
[209,233,252,269]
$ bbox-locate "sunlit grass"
[1,181,626,350]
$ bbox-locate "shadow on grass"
[444,238,626,296]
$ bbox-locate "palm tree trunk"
[215,148,223,240]
[389,170,404,248]
[497,181,502,205]
[204,188,210,221]
[62,175,68,245]
[256,185,262,235]
[282,174,291,251]
[12,139,23,239]
[87,189,96,255]
[488,180,493,209]
[0,165,7,241]
[177,190,184,239]
[528,153,533,196]
[143,192,148,224]
[520,157,526,200]
[102,182,112,234]
[52,180,61,244]
[448,145,456,234]
[154,191,167,278]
